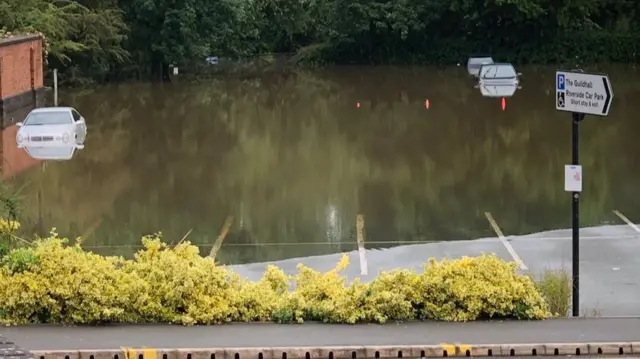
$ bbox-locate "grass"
[534,267,571,317]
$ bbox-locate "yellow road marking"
[356,214,368,275]
[122,347,157,359]
[458,344,472,355]
[122,347,137,359]
[440,343,455,356]
[484,212,528,270]
[440,343,472,356]
[209,216,233,259]
[613,210,640,233]
[143,348,157,359]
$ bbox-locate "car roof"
[29,107,74,114]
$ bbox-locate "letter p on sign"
[557,74,565,90]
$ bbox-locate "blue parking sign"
[557,73,565,90]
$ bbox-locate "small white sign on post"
[173,67,179,75]
[556,71,613,116]
[565,165,583,192]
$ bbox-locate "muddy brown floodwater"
[5,65,640,264]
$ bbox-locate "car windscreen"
[469,57,493,66]
[24,112,73,125]
[479,65,516,79]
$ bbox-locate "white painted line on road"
[209,216,233,260]
[356,214,368,276]
[512,234,639,241]
[613,210,640,233]
[484,212,528,270]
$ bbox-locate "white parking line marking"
[515,235,638,241]
[209,216,233,260]
[613,210,640,233]
[484,212,528,270]
[356,214,368,276]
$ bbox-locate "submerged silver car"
[478,63,520,86]
[16,107,87,148]
[467,56,494,77]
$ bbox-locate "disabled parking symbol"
[557,92,565,108]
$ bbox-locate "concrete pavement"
[0,333,34,359]
[2,318,640,350]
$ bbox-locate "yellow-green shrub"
[0,229,551,324]
[0,230,134,324]
[535,267,571,317]
[419,256,549,320]
[0,218,20,233]
[360,269,422,323]
[120,234,242,325]
[0,218,22,259]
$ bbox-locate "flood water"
[3,66,640,264]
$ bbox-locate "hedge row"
[0,227,551,325]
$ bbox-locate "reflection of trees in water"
[8,67,640,263]
[10,95,134,238]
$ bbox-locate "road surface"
[229,225,640,316]
[1,318,640,350]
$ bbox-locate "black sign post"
[556,70,613,317]
[571,111,584,317]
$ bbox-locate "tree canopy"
[2,0,640,83]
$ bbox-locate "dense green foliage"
[2,0,640,83]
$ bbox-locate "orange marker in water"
[425,99,430,109]
[501,97,506,110]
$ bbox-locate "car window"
[71,110,82,122]
[24,112,73,126]
[469,57,493,66]
[480,65,516,79]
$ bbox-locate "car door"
[71,109,86,141]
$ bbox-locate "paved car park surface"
[230,225,640,316]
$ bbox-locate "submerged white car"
[478,63,521,86]
[16,107,87,148]
[467,56,494,77]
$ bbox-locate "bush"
[0,218,21,260]
[535,268,571,317]
[0,230,551,325]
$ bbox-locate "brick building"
[0,34,47,127]
[0,35,46,178]
[1,123,39,179]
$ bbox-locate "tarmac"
[229,224,640,316]
[1,318,640,350]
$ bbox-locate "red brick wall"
[1,123,40,179]
[0,35,44,100]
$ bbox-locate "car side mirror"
[77,144,85,150]
[517,73,522,76]
[16,122,23,127]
